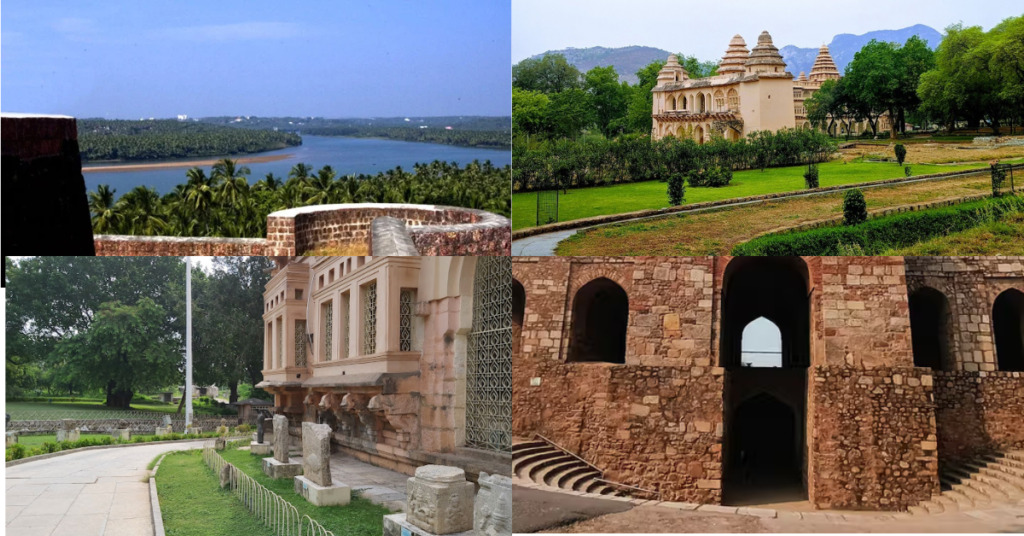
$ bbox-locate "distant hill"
[527,46,671,84]
[780,24,943,76]
[526,25,943,84]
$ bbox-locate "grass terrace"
[512,159,1007,230]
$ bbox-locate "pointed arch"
[741,317,782,368]
[993,289,1024,371]
[568,278,628,364]
[908,287,952,370]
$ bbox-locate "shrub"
[905,165,912,177]
[992,165,1007,196]
[667,173,686,206]
[686,166,733,188]
[6,444,26,461]
[894,143,907,166]
[843,189,868,226]
[732,195,1024,255]
[804,164,819,189]
[236,423,252,434]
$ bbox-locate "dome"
[744,31,787,73]
[718,34,749,75]
[656,53,689,86]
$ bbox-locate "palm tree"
[335,175,361,203]
[288,163,313,184]
[255,172,283,192]
[88,184,122,233]
[212,158,252,206]
[304,165,337,205]
[120,186,166,235]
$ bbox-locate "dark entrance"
[721,257,810,506]
[993,289,1024,372]
[908,287,952,370]
[512,279,526,354]
[568,278,628,364]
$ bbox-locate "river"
[82,135,511,198]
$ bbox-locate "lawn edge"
[512,164,1020,239]
[4,436,243,468]
[151,476,166,536]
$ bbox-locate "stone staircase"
[512,436,626,497]
[909,450,1024,516]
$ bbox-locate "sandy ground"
[82,152,294,173]
[841,142,1024,165]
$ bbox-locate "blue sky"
[2,1,510,118]
[514,0,1024,61]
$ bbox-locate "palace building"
[257,256,512,482]
[652,32,890,142]
[512,256,1024,511]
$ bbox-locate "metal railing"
[201,440,334,536]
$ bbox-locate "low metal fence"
[201,440,334,536]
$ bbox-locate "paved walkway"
[5,440,206,536]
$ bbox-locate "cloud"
[155,22,303,42]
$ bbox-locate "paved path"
[5,440,206,536]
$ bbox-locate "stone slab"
[301,422,333,487]
[262,457,303,479]
[294,475,351,506]
[272,415,290,463]
[383,513,473,536]
[250,441,272,455]
[111,429,130,441]
[696,504,739,514]
[738,507,777,518]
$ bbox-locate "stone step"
[1005,451,1024,463]
[524,454,573,482]
[951,483,992,506]
[920,500,944,514]
[512,450,561,479]
[998,456,1024,470]
[945,465,1008,500]
[989,462,1024,480]
[571,474,600,492]
[942,489,975,508]
[512,442,549,456]
[933,495,960,513]
[907,505,929,516]
[554,465,600,489]
[512,445,558,462]
[976,468,1024,496]
[537,460,587,487]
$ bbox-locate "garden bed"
[731,195,1024,255]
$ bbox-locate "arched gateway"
[720,257,810,505]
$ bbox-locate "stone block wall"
[94,235,267,256]
[810,366,939,511]
[266,204,510,256]
[2,114,95,254]
[933,370,1024,463]
[905,257,1024,371]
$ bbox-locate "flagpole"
[185,256,193,430]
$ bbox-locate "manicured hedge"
[5,431,228,462]
[732,195,1024,255]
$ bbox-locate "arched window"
[682,94,687,110]
[741,317,782,368]
[698,93,706,113]
[993,289,1024,372]
[727,89,740,112]
[669,96,676,111]
[909,287,952,370]
[714,90,726,112]
[512,279,525,354]
[694,125,704,145]
[466,257,512,452]
[568,278,628,364]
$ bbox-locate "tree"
[584,66,629,137]
[844,37,934,139]
[212,158,252,207]
[677,54,719,78]
[512,54,583,94]
[89,185,122,234]
[512,88,550,139]
[56,298,181,408]
[547,88,593,139]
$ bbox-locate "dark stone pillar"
[2,114,95,254]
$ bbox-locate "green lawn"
[511,160,1003,230]
[15,433,159,446]
[156,450,277,536]
[219,444,392,536]
[883,212,1024,255]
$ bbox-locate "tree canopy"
[512,54,583,94]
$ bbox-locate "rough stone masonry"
[513,256,1024,511]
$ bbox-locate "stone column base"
[293,475,351,506]
[250,441,272,455]
[262,457,303,479]
[383,513,474,536]
[111,429,130,441]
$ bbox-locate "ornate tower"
[718,35,750,76]
[808,44,840,84]
[655,54,689,87]
[744,31,788,75]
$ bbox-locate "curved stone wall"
[266,203,510,256]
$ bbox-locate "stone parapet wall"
[933,370,1024,463]
[2,114,95,254]
[94,235,267,256]
[266,203,510,256]
[810,365,939,511]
